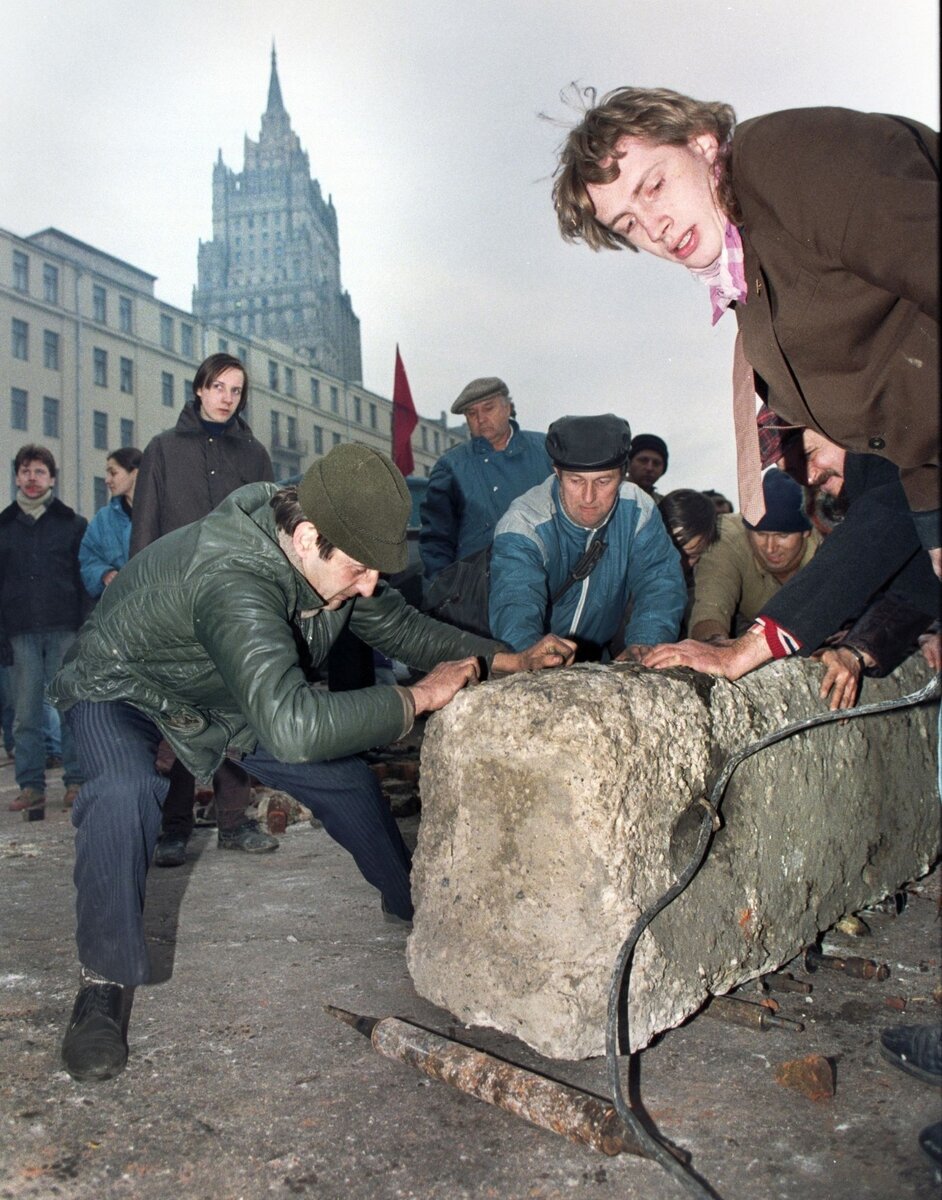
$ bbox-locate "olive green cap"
[297,444,410,574]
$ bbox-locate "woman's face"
[586,133,726,270]
[106,458,137,500]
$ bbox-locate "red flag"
[391,345,418,477]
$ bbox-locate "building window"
[43,396,60,438]
[93,410,108,450]
[434,430,441,454]
[11,319,28,360]
[93,285,107,323]
[310,378,321,407]
[11,388,28,430]
[332,432,342,447]
[161,371,174,407]
[218,337,228,353]
[43,263,59,304]
[93,347,108,386]
[181,323,194,358]
[120,418,134,447]
[268,360,279,390]
[119,296,133,333]
[313,424,323,455]
[94,476,108,511]
[369,402,377,430]
[13,250,29,292]
[120,357,133,394]
[160,314,174,351]
[236,345,247,363]
[353,396,362,424]
[287,415,298,449]
[329,386,339,414]
[284,366,295,397]
[421,426,428,450]
[43,330,60,370]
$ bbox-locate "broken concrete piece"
[407,657,939,1059]
[773,1055,836,1101]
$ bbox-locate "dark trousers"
[66,700,413,986]
[162,756,252,837]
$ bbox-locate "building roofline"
[26,227,159,283]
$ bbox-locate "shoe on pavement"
[880,1024,942,1086]
[919,1121,942,1183]
[61,982,129,1082]
[8,788,45,814]
[62,786,80,810]
[381,897,413,929]
[217,819,278,853]
[153,832,189,868]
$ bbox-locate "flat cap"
[451,377,510,415]
[545,414,632,471]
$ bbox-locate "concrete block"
[406,658,939,1060]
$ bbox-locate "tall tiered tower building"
[193,47,362,381]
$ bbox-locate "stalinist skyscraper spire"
[193,45,362,381]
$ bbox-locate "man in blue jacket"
[489,415,686,659]
[419,377,552,579]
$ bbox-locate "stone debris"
[773,1054,836,1101]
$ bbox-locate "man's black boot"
[880,1024,942,1086]
[61,973,130,1082]
[154,831,189,867]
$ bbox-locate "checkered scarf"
[756,403,804,468]
[689,221,748,325]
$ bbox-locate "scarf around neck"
[16,489,54,519]
[689,220,748,325]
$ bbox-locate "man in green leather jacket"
[51,444,574,1083]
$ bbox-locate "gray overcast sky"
[1,0,937,498]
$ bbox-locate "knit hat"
[743,468,811,533]
[451,377,510,415]
[545,414,632,471]
[628,433,669,468]
[297,444,410,573]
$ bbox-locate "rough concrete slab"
[408,658,939,1058]
[0,745,940,1200]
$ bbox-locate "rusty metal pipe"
[704,995,805,1032]
[804,946,890,981]
[325,1005,687,1162]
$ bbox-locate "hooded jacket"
[51,483,500,782]
[419,420,552,578]
[130,400,273,555]
[488,476,686,654]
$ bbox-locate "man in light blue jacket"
[419,377,552,579]
[489,415,686,659]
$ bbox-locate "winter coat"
[130,401,273,554]
[79,497,132,597]
[419,421,552,578]
[51,483,501,782]
[0,498,88,639]
[731,107,939,543]
[488,476,686,654]
[761,454,939,660]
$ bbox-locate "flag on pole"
[391,345,418,477]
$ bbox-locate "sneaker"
[217,819,278,853]
[62,785,80,810]
[8,787,45,814]
[153,832,189,868]
[880,1024,942,1086]
[61,981,129,1082]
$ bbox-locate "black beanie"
[628,434,669,468]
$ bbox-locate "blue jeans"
[10,631,81,791]
[66,700,413,986]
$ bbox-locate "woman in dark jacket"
[132,354,275,866]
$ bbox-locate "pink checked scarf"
[688,220,747,325]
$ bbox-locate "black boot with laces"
[61,971,130,1082]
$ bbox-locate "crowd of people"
[0,88,938,1172]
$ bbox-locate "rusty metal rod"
[703,995,805,1032]
[325,1005,687,1162]
[762,973,813,995]
[804,946,890,981]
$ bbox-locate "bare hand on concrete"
[492,635,576,674]
[640,631,771,680]
[918,630,941,671]
[613,644,650,663]
[813,646,863,711]
[408,657,480,715]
